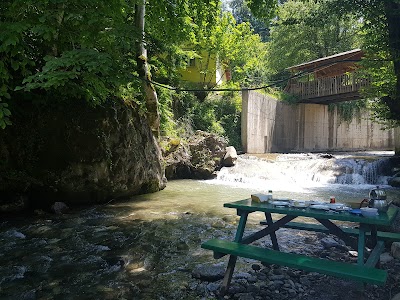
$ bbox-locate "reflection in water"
[0,152,398,299]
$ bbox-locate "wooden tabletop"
[224,199,399,226]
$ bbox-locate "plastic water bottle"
[267,190,273,201]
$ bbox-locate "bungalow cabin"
[284,49,369,104]
[179,50,230,86]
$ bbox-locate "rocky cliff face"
[0,99,166,212]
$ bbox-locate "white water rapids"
[215,152,393,194]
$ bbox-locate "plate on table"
[328,203,351,211]
[270,201,291,207]
[309,204,330,211]
[292,201,309,208]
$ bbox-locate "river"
[1,152,398,299]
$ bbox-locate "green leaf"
[11,60,19,71]
[3,108,11,116]
[14,86,24,91]
[0,120,6,129]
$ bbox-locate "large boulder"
[163,131,228,180]
[162,138,193,179]
[222,146,238,167]
[0,99,166,212]
[189,131,228,179]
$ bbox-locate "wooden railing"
[285,74,370,100]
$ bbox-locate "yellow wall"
[180,51,218,85]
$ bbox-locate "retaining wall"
[242,91,396,153]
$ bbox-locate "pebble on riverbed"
[192,263,225,282]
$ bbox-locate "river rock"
[192,263,225,282]
[228,283,246,294]
[272,280,284,287]
[255,272,267,280]
[270,274,285,281]
[235,293,254,300]
[162,138,192,179]
[288,288,297,297]
[163,131,228,180]
[234,272,253,280]
[380,252,394,264]
[188,131,228,179]
[246,284,260,293]
[392,292,400,300]
[51,202,69,214]
[206,282,220,293]
[222,146,237,167]
[391,242,400,259]
[0,100,166,211]
[388,171,400,188]
[320,237,341,249]
[299,276,311,286]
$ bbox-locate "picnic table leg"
[220,210,249,295]
[357,224,367,265]
[370,226,378,247]
[356,224,368,291]
[370,226,380,268]
[264,212,280,251]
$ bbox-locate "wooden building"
[284,49,370,104]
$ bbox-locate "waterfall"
[215,153,392,191]
[334,157,391,185]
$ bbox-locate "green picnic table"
[201,199,400,295]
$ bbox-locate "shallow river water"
[1,153,399,299]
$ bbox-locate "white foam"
[213,154,391,190]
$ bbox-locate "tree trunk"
[135,0,160,138]
[52,3,65,56]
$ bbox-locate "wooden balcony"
[285,73,370,104]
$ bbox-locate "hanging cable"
[144,58,381,93]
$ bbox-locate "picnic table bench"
[201,199,400,295]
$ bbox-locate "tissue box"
[251,194,269,203]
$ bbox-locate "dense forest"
[1,0,399,149]
[0,0,400,148]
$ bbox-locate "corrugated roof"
[286,49,363,71]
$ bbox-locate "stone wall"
[242,91,396,153]
[0,99,166,212]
